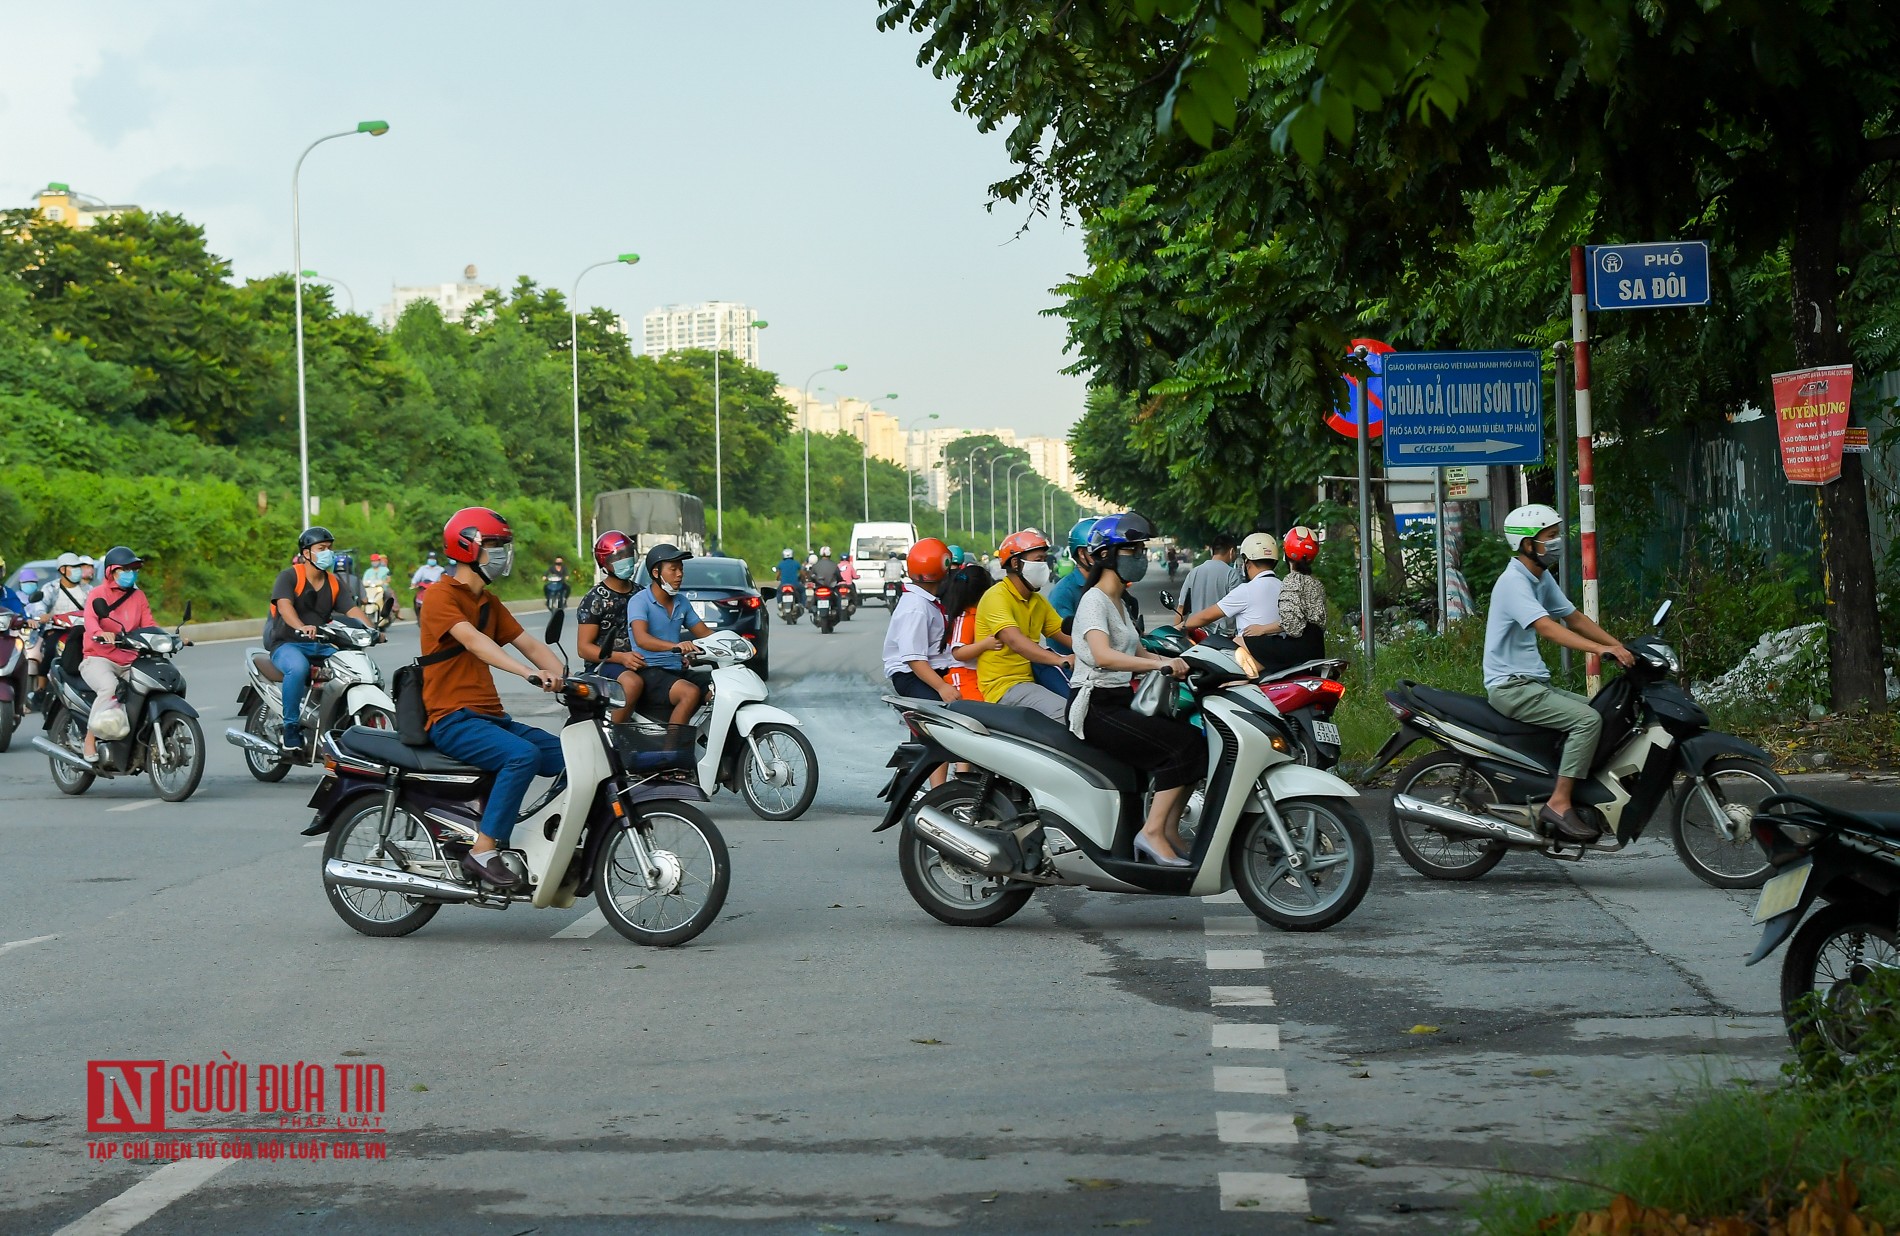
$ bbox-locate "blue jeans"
[428,710,565,845]
[271,642,333,734]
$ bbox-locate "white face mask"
[1020,559,1051,590]
[478,543,514,581]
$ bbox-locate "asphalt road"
[4,580,1894,1235]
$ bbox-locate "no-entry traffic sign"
[1381,350,1544,467]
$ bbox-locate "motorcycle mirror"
[544,608,566,646]
[181,600,193,624]
[759,586,775,601]
[1159,589,1176,610]
[1651,599,1673,628]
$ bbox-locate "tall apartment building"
[31,182,137,228]
[643,302,761,364]
[378,265,495,328]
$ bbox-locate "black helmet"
[298,526,334,551]
[101,545,143,570]
[644,543,692,575]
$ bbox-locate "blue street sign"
[1587,241,1710,311]
[1381,350,1544,468]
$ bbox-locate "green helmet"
[1066,516,1102,560]
[947,544,966,565]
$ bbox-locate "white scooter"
[225,619,395,782]
[876,642,1374,931]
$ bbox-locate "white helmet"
[806,553,818,565]
[782,548,794,558]
[820,545,833,557]
[1503,503,1563,552]
[56,551,84,570]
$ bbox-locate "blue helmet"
[1066,517,1102,560]
[947,544,966,565]
[1086,512,1156,554]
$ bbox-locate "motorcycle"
[543,572,570,612]
[777,583,805,625]
[362,578,395,633]
[32,602,204,802]
[1744,792,1900,1057]
[224,620,396,783]
[1142,623,1346,770]
[806,582,842,635]
[1364,599,1782,888]
[305,617,729,945]
[876,640,1374,932]
[0,609,29,751]
[839,581,860,620]
[882,575,904,609]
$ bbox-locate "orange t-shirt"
[419,576,525,727]
[943,608,985,701]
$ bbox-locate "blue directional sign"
[1587,241,1710,311]
[1381,350,1544,468]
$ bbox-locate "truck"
[591,489,709,569]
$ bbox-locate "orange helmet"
[906,537,951,584]
[997,528,1050,568]
[1283,526,1320,564]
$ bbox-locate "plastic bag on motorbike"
[1131,669,1179,720]
[90,691,131,741]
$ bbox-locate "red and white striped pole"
[1569,246,1600,693]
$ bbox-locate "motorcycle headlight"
[1653,643,1681,674]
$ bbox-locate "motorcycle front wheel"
[1672,757,1779,889]
[738,723,818,820]
[595,804,729,946]
[1780,904,1900,1058]
[324,802,443,937]
[898,779,1034,927]
[47,707,94,795]
[243,700,290,782]
[146,712,205,802]
[1231,797,1373,932]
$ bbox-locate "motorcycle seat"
[1407,683,1559,739]
[1763,793,1900,841]
[947,701,1140,795]
[335,725,486,775]
[251,652,284,683]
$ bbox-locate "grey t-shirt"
[1482,560,1576,687]
[1178,557,1234,634]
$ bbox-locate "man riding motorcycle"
[269,527,373,753]
[775,548,805,590]
[811,546,842,588]
[972,529,1073,723]
[418,506,567,891]
[576,531,647,725]
[28,553,92,700]
[628,543,716,751]
[361,553,396,624]
[1485,504,1636,841]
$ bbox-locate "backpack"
[392,595,492,746]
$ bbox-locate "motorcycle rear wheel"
[47,707,94,795]
[1231,797,1373,931]
[898,780,1034,928]
[243,700,290,782]
[324,803,443,937]
[1672,757,1779,889]
[595,804,729,947]
[1780,904,1900,1058]
[1388,750,1509,880]
[0,704,13,753]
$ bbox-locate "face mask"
[115,570,138,589]
[477,543,514,581]
[312,549,336,572]
[610,558,637,581]
[1534,537,1563,569]
[1020,559,1051,590]
[1116,550,1150,582]
[660,580,680,597]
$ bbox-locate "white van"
[848,521,917,606]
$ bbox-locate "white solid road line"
[1204,948,1267,969]
[1212,1066,1288,1094]
[106,800,162,813]
[302,838,324,847]
[51,1158,235,1236]
[1218,1171,1311,1213]
[1203,916,1260,935]
[1201,889,1243,905]
[0,934,58,956]
[1216,1111,1300,1144]
[552,908,608,939]
[1210,985,1275,1007]
[1212,1023,1281,1051]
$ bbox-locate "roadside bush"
[1664,529,1821,684]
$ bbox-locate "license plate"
[1313,721,1341,747]
[1752,860,1812,924]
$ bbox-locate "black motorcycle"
[1746,792,1900,1057]
[806,582,842,634]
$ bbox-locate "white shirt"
[1216,571,1282,635]
[882,585,954,678]
[1070,586,1144,737]
[39,576,89,620]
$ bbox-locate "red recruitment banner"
[1770,364,1854,485]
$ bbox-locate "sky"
[1,1,1090,440]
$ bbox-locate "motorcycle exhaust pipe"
[913,805,1017,876]
[225,727,283,759]
[1391,792,1541,847]
[31,736,96,774]
[323,858,479,903]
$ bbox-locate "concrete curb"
[178,597,549,646]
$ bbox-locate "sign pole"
[1552,342,1573,679]
[1433,468,1447,635]
[1354,349,1374,674]
[1569,246,1601,693]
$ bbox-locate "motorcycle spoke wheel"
[1673,757,1779,889]
[324,805,442,937]
[244,700,290,782]
[739,724,819,820]
[1781,906,1900,1059]
[596,805,729,947]
[146,713,205,802]
[1231,798,1373,932]
[1387,750,1508,880]
[48,708,94,795]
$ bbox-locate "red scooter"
[1141,624,1346,769]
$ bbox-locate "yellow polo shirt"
[974,580,1064,701]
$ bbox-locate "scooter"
[839,581,860,620]
[0,609,29,752]
[305,618,729,946]
[361,579,395,633]
[806,583,842,634]
[777,584,804,625]
[33,603,204,801]
[876,641,1373,932]
[881,575,904,609]
[224,619,395,782]
[543,573,570,612]
[1363,599,1783,889]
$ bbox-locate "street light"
[859,393,898,522]
[987,452,1005,543]
[904,413,940,532]
[292,118,388,522]
[1006,463,1031,530]
[712,315,768,548]
[802,364,848,554]
[570,253,641,565]
[964,446,992,538]
[300,269,354,314]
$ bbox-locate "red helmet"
[997,528,1050,568]
[442,506,512,564]
[593,529,636,569]
[1282,525,1320,565]
[906,537,951,584]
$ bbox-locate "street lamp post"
[858,393,898,522]
[712,315,768,549]
[570,254,641,565]
[903,413,940,532]
[802,364,848,554]
[292,119,388,523]
[987,453,1004,543]
[1005,463,1028,529]
[300,269,354,314]
[964,447,990,538]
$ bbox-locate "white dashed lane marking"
[302,838,324,847]
[0,934,58,956]
[1212,1023,1282,1050]
[1205,948,1266,969]
[106,799,162,813]
[1203,916,1260,935]
[552,909,608,939]
[1210,985,1275,1007]
[1212,1066,1288,1094]
[50,1158,236,1236]
[1216,1111,1300,1144]
[1219,1171,1311,1213]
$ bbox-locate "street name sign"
[1586,241,1710,311]
[1381,350,1544,467]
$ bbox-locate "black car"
[634,555,771,680]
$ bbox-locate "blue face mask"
[610,558,638,581]
[312,549,337,572]
[115,569,138,589]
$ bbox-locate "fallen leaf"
[911,1038,943,1046]
[1068,1177,1121,1191]
[979,1194,999,1204]
[1235,1198,1259,1209]
[816,1226,855,1235]
[340,1050,367,1058]
[1102,1221,1150,1228]
[1527,1067,1556,1078]
[1349,1070,1371,1079]
[1407,1024,1440,1035]
[410,1084,429,1092]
